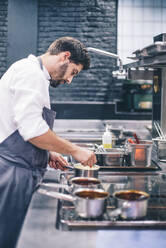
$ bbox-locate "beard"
[49,80,62,88]
[50,62,69,88]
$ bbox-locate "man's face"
[49,60,83,88]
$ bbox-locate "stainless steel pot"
[95,148,125,166]
[153,137,166,161]
[41,177,102,193]
[126,140,153,166]
[69,177,101,187]
[109,189,149,219]
[73,163,100,178]
[38,188,109,219]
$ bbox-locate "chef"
[0,36,97,248]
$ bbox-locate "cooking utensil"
[68,155,100,178]
[154,121,166,140]
[38,188,109,219]
[41,177,102,193]
[109,190,149,220]
[73,163,100,178]
[94,144,106,152]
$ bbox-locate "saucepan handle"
[108,202,131,218]
[109,208,122,218]
[37,188,75,202]
[41,182,71,192]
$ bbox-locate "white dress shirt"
[0,54,51,143]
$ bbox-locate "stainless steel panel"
[161,68,166,135]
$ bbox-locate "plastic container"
[102,125,112,149]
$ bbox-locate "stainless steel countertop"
[53,119,151,133]
[53,119,152,142]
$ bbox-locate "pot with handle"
[41,177,102,193]
[67,157,100,178]
[73,163,100,178]
[38,188,109,219]
[109,189,149,219]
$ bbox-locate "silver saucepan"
[38,188,109,219]
[38,187,149,220]
[72,163,100,178]
[66,158,100,178]
[109,189,150,219]
[41,177,102,193]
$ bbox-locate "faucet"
[87,47,127,78]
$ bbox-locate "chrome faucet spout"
[87,47,119,59]
[87,47,124,74]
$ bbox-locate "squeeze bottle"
[102,125,112,149]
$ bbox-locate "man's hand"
[71,147,97,167]
[29,129,97,167]
[49,151,69,171]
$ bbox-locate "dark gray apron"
[0,59,56,248]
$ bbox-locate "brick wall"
[0,0,123,106]
[38,0,121,103]
[0,0,8,77]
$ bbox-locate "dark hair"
[47,37,90,70]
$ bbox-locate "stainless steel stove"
[55,171,166,230]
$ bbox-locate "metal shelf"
[124,53,166,69]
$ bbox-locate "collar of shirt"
[28,54,51,83]
[43,65,51,81]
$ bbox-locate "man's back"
[0,55,50,143]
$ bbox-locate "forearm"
[29,129,97,167]
[29,129,78,155]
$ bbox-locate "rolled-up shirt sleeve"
[10,68,50,141]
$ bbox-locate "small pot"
[73,163,100,178]
[68,155,100,178]
[41,177,102,193]
[110,189,149,219]
[38,188,109,219]
[69,177,101,187]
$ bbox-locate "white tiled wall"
[118,0,166,64]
